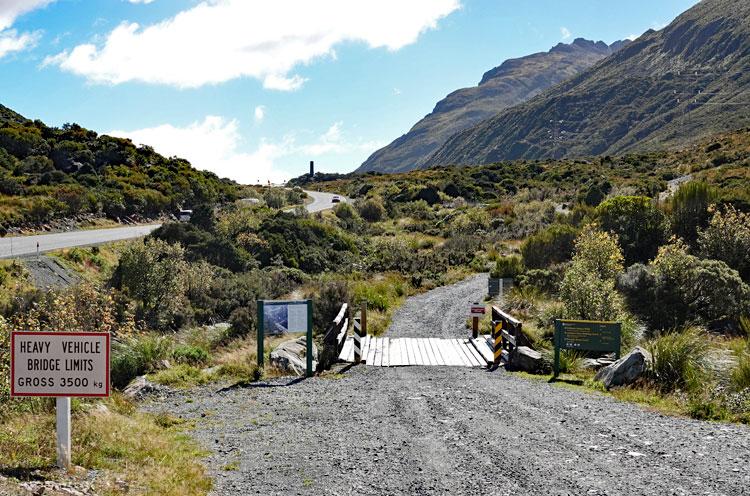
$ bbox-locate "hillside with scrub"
[0,104,243,231]
[0,125,748,492]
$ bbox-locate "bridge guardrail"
[319,303,348,371]
[491,306,526,365]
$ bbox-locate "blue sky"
[0,0,698,183]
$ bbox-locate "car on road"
[331,196,341,203]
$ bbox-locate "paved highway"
[0,224,161,259]
[0,190,344,258]
[302,190,347,212]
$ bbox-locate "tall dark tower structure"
[309,161,314,177]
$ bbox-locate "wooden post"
[361,302,367,337]
[472,316,479,339]
[56,397,71,469]
[256,300,264,369]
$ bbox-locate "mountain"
[425,0,750,168]
[356,38,627,174]
[0,104,240,227]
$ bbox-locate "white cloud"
[47,0,460,90]
[0,29,40,58]
[560,26,572,41]
[127,0,156,4]
[0,0,50,59]
[254,105,266,122]
[108,117,383,184]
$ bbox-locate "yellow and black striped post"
[493,320,503,365]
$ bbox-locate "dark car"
[331,196,341,203]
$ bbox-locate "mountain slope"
[425,0,750,168]
[356,39,626,174]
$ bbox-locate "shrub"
[646,327,709,392]
[227,307,255,340]
[559,226,624,320]
[516,268,562,294]
[263,189,286,209]
[111,335,172,389]
[596,196,667,265]
[698,205,750,281]
[357,197,386,222]
[624,240,750,330]
[114,238,190,330]
[333,202,358,220]
[172,344,210,366]
[521,224,578,269]
[491,256,523,279]
[670,182,716,246]
[311,280,351,334]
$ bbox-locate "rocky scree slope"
[425,0,750,167]
[357,38,626,174]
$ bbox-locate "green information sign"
[553,319,621,377]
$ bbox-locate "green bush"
[596,196,668,265]
[172,344,210,366]
[357,197,386,222]
[521,224,578,269]
[491,256,523,279]
[516,268,562,294]
[646,327,709,393]
[111,335,172,389]
[698,205,750,281]
[620,241,750,330]
[559,226,624,320]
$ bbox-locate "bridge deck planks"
[339,336,488,368]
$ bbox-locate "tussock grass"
[0,398,211,496]
[646,327,710,392]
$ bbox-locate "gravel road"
[146,275,750,496]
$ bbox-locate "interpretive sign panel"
[257,300,314,377]
[469,303,486,316]
[11,331,110,397]
[553,320,620,377]
[262,301,309,335]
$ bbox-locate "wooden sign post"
[469,303,485,339]
[10,331,111,469]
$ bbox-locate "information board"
[262,301,309,335]
[11,331,110,397]
[553,320,620,377]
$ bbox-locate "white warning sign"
[11,331,110,397]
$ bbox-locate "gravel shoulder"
[145,275,750,496]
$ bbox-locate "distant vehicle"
[331,196,341,203]
[178,209,193,222]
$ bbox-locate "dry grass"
[0,396,211,496]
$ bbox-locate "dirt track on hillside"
[146,275,750,496]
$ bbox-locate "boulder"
[582,358,615,371]
[270,336,318,376]
[508,346,544,373]
[123,375,162,400]
[595,347,652,389]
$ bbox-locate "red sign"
[469,304,486,316]
[11,331,110,398]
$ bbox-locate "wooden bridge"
[322,303,524,371]
[338,336,494,368]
